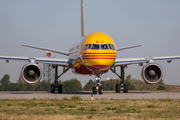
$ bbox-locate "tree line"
[83,75,136,91]
[0,74,139,91]
[0,74,82,91]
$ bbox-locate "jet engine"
[21,63,42,84]
[141,63,163,85]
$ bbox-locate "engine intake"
[21,63,42,84]
[141,63,163,85]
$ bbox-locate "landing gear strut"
[92,75,103,94]
[50,66,69,93]
[111,66,128,93]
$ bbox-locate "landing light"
[95,77,101,80]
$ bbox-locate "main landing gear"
[92,75,103,94]
[110,66,128,93]
[50,66,69,93]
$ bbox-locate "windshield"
[108,44,115,50]
[101,44,109,49]
[83,44,115,50]
[84,44,92,51]
[91,44,100,49]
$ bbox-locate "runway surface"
[0,91,180,100]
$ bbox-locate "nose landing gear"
[92,76,103,94]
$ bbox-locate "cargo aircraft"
[1,0,180,94]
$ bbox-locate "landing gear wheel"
[92,87,97,94]
[98,87,103,94]
[116,84,120,93]
[50,84,55,93]
[123,84,128,93]
[58,84,62,93]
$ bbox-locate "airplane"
[1,0,180,94]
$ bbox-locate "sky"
[0,0,180,87]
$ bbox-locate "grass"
[77,107,85,111]
[0,97,180,120]
[71,94,82,100]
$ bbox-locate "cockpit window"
[84,44,115,51]
[91,44,100,49]
[108,44,115,50]
[84,44,92,51]
[101,44,109,49]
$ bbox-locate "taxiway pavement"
[0,91,180,100]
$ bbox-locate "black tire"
[116,84,120,93]
[124,84,128,93]
[92,87,97,94]
[58,84,62,93]
[98,87,103,94]
[50,84,55,93]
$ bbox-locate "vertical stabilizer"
[81,0,86,37]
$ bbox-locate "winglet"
[81,0,86,37]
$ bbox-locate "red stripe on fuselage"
[82,53,116,54]
[83,58,115,59]
[82,55,116,57]
[82,53,116,59]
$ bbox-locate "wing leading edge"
[0,56,69,67]
[114,56,180,67]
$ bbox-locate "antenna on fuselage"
[81,0,86,37]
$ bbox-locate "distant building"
[106,78,111,81]
[106,78,119,81]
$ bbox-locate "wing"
[0,55,69,67]
[114,55,180,67]
[21,44,69,56]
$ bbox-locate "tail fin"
[81,0,86,37]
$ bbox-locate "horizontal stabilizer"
[117,44,142,51]
[21,44,69,56]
